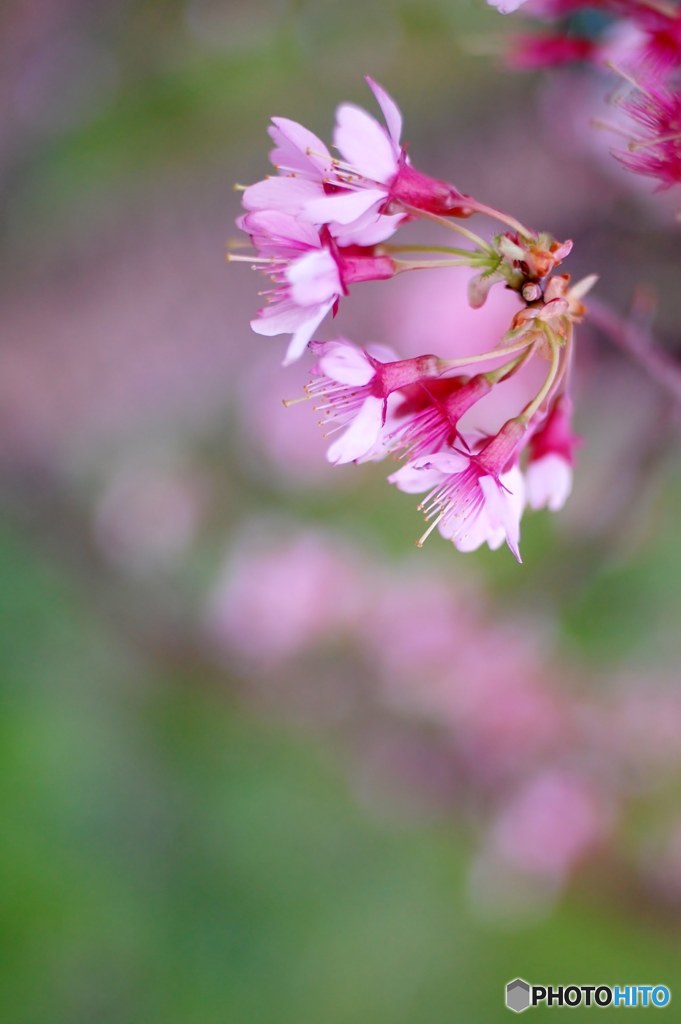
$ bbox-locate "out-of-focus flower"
[94,454,204,574]
[506,32,597,69]
[206,530,363,668]
[487,0,530,14]
[305,338,440,464]
[612,77,681,191]
[489,769,610,880]
[526,394,580,510]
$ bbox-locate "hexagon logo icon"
[506,978,531,1013]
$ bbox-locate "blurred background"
[2,0,681,1020]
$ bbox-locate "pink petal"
[284,303,334,365]
[526,454,572,511]
[332,210,405,247]
[242,176,323,214]
[326,395,385,465]
[365,77,403,144]
[334,103,399,183]
[302,188,386,226]
[388,451,469,494]
[269,117,332,175]
[242,210,321,253]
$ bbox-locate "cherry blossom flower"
[237,211,396,364]
[242,115,404,246]
[388,419,528,559]
[300,77,472,233]
[232,78,594,559]
[526,395,580,511]
[306,339,440,464]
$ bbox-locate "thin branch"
[588,297,681,405]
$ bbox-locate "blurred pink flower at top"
[490,769,611,880]
[613,79,681,192]
[487,0,530,13]
[205,530,364,668]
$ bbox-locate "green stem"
[402,205,494,252]
[439,338,534,371]
[393,258,483,272]
[484,342,537,384]
[380,243,477,258]
[520,330,562,421]
[466,200,533,239]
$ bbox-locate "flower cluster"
[487,0,681,193]
[233,79,592,561]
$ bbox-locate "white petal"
[251,300,310,337]
[332,210,405,247]
[283,303,333,365]
[388,451,468,494]
[334,103,399,183]
[326,396,385,465]
[479,471,525,562]
[269,117,332,175]
[302,188,386,226]
[318,341,375,385]
[286,249,341,306]
[243,209,321,253]
[242,176,323,214]
[526,455,572,512]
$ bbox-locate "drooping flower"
[526,395,580,511]
[385,374,494,459]
[388,418,528,560]
[306,339,441,464]
[237,212,397,364]
[300,77,472,233]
